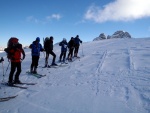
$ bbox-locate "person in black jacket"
[74,35,82,57]
[44,37,50,67]
[67,37,75,61]
[59,38,68,63]
[44,36,57,67]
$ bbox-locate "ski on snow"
[0,95,18,102]
[26,71,46,78]
[58,63,69,67]
[18,82,37,85]
[42,62,69,68]
[2,82,28,89]
[67,56,80,62]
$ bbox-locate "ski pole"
[43,51,45,58]
[1,58,7,94]
[81,43,84,56]
[4,61,10,78]
[1,60,4,82]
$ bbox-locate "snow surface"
[0,38,150,113]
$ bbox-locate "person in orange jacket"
[5,37,25,86]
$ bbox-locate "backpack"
[4,37,19,59]
[44,37,49,50]
[7,37,19,48]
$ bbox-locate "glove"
[64,45,67,48]
[41,48,44,52]
[4,48,9,53]
[0,57,4,62]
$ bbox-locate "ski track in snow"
[128,48,150,112]
[92,50,107,96]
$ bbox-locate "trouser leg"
[50,51,56,64]
[45,52,49,66]
[9,62,16,82]
[31,56,39,72]
[14,62,21,81]
[59,52,63,61]
[70,49,74,58]
[63,52,66,61]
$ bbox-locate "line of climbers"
[4,35,82,86]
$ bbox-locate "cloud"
[84,0,150,23]
[26,14,61,24]
[26,16,39,23]
[46,14,62,21]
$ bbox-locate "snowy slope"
[0,38,150,113]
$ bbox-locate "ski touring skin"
[26,71,46,78]
[0,95,18,102]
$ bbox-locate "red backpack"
[7,37,19,48]
[4,37,21,61]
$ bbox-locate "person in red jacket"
[5,38,25,85]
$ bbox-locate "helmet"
[63,38,66,41]
[50,36,53,40]
[45,37,49,41]
[36,37,40,42]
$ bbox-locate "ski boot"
[33,68,37,74]
[51,62,58,66]
[7,81,14,86]
[13,80,22,84]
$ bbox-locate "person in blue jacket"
[29,37,44,73]
[74,35,82,57]
[59,38,68,63]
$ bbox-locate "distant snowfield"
[0,38,150,113]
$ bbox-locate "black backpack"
[44,37,49,50]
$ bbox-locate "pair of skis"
[26,71,46,78]
[3,71,45,89]
[42,62,69,68]
[2,82,37,89]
